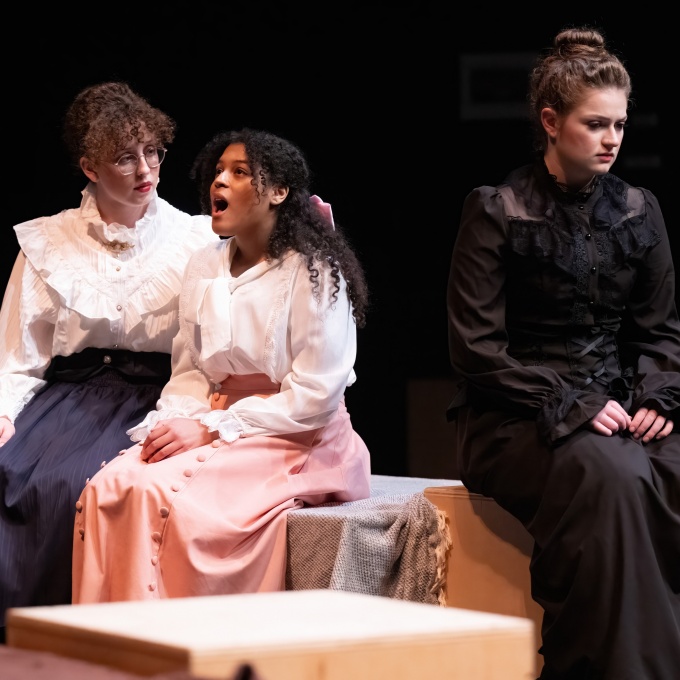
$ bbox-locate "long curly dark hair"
[62,81,176,170]
[190,128,369,328]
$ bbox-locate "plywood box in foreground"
[7,589,535,680]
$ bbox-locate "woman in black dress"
[446,26,679,680]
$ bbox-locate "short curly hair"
[62,81,176,170]
[190,128,369,328]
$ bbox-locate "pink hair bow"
[310,194,335,230]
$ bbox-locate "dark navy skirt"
[0,348,170,625]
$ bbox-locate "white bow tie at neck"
[185,278,233,362]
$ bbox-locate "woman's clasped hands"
[589,400,673,442]
[140,418,216,463]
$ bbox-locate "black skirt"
[0,348,170,624]
[454,405,680,679]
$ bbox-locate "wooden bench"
[285,475,543,676]
[423,485,543,676]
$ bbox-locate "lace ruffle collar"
[542,160,601,199]
[81,183,158,250]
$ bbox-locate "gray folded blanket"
[286,475,455,606]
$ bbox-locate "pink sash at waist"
[211,374,281,410]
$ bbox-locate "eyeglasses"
[112,146,167,175]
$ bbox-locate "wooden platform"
[423,485,543,676]
[7,589,535,680]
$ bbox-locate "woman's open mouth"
[212,197,228,216]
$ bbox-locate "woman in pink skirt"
[72,128,371,603]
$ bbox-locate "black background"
[4,6,674,476]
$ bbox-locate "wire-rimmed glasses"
[112,146,167,175]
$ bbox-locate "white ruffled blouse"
[0,183,217,422]
[127,238,359,444]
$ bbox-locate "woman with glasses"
[0,81,218,637]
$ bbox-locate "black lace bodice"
[447,160,680,443]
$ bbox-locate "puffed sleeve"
[447,187,609,443]
[621,190,680,420]
[0,252,57,421]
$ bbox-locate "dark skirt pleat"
[0,357,168,624]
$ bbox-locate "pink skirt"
[72,374,371,603]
